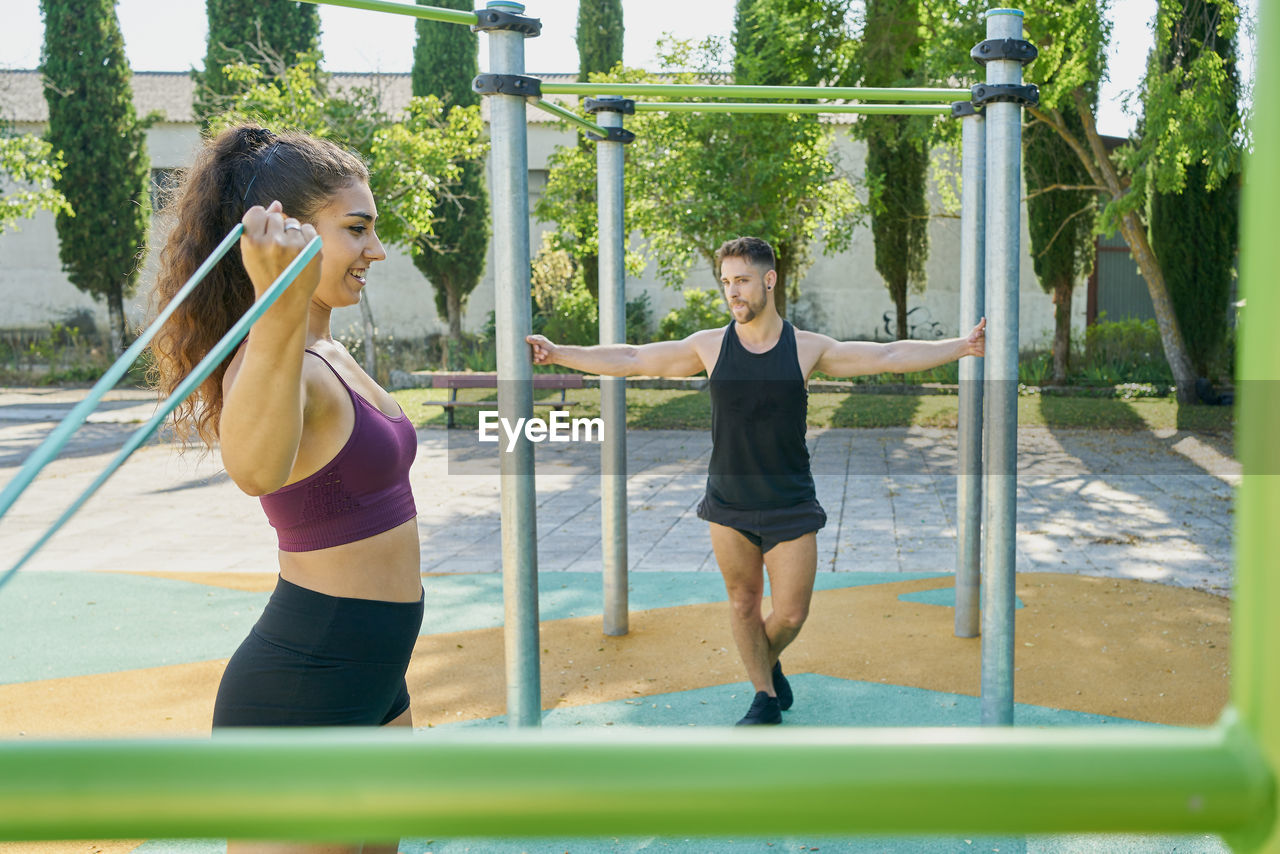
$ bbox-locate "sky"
[3,0,1259,138]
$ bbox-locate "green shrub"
[1018,351,1054,386]
[539,280,599,346]
[657,289,730,341]
[1080,313,1173,384]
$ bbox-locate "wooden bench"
[422,373,585,428]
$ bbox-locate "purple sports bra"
[258,350,418,552]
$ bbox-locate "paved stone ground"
[0,386,1238,596]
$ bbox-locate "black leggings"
[213,576,424,727]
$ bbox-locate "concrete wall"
[0,119,1086,352]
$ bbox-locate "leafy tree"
[538,36,860,326]
[195,0,320,125]
[40,0,151,355]
[853,0,932,341]
[1146,0,1240,380]
[1025,89,1097,382]
[210,59,485,255]
[410,0,490,343]
[733,0,854,318]
[922,0,1242,401]
[733,0,852,91]
[0,131,70,232]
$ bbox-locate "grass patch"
[391,387,1234,435]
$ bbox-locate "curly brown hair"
[148,124,368,449]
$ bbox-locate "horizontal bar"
[632,101,953,116]
[0,236,323,593]
[529,98,610,137]
[293,0,477,25]
[0,718,1271,841]
[540,81,968,102]
[0,225,244,531]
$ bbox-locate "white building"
[0,69,1084,349]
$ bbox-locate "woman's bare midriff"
[277,517,421,602]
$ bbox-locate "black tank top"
[706,320,815,509]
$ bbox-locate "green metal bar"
[529,98,610,137]
[540,81,968,102]
[293,0,477,25]
[0,224,243,531]
[631,101,952,116]
[0,236,322,593]
[1232,0,1280,847]
[0,719,1270,841]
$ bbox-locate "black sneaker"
[772,660,793,711]
[735,691,782,726]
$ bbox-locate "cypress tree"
[577,0,624,83]
[1025,93,1097,383]
[856,0,929,340]
[411,0,490,343]
[39,0,150,355]
[1147,0,1240,380]
[572,0,623,301]
[195,0,320,124]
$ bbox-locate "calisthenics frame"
[0,0,1275,848]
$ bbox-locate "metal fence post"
[954,102,986,639]
[482,0,542,728]
[591,96,632,637]
[979,7,1030,726]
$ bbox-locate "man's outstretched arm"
[526,331,711,378]
[812,318,986,378]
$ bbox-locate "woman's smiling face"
[308,180,386,309]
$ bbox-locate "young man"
[526,236,985,725]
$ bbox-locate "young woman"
[150,124,422,854]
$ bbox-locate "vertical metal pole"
[486,0,541,728]
[955,106,986,639]
[980,7,1024,726]
[596,101,629,637]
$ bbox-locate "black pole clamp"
[970,38,1038,66]
[471,7,541,37]
[970,83,1039,108]
[584,97,636,116]
[586,127,636,144]
[951,101,984,119]
[472,73,542,99]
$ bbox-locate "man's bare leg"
[709,522,773,695]
[761,531,818,666]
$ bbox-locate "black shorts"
[212,576,424,728]
[696,493,827,553]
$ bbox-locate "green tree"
[854,0,931,341]
[1025,92,1097,382]
[577,0,624,83]
[411,0,490,343]
[733,0,851,90]
[1147,0,1240,380]
[211,59,485,254]
[40,0,150,355]
[537,40,859,322]
[195,0,320,125]
[0,131,70,232]
[734,0,854,318]
[565,0,624,302]
[922,0,1241,401]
